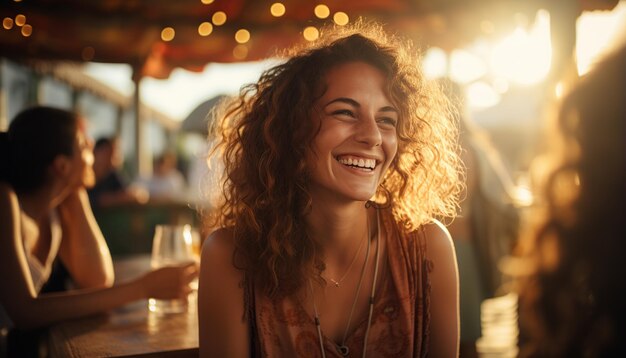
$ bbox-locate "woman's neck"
[306,200,370,251]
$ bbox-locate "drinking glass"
[148,224,196,314]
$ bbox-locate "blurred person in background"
[440,78,521,358]
[0,106,197,355]
[516,44,626,357]
[88,136,147,208]
[138,151,186,200]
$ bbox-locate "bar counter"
[47,255,199,357]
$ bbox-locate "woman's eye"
[378,117,397,127]
[332,109,355,117]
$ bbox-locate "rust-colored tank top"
[247,209,433,357]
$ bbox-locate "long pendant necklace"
[327,226,367,288]
[309,207,382,358]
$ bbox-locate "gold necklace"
[309,206,382,358]
[326,227,367,288]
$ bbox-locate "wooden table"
[47,255,199,357]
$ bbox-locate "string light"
[270,3,286,17]
[200,0,214,4]
[314,5,330,19]
[212,11,227,26]
[235,29,250,44]
[161,27,175,41]
[15,14,26,26]
[2,17,13,30]
[333,12,349,26]
[198,22,213,36]
[303,26,319,41]
[21,24,32,37]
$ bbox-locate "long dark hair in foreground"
[517,45,626,357]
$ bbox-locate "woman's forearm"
[58,189,114,288]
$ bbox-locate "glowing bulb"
[198,22,213,36]
[212,11,227,26]
[21,24,32,37]
[270,3,286,17]
[201,0,214,4]
[235,29,250,44]
[15,14,26,26]
[314,5,330,19]
[303,26,319,42]
[161,27,175,41]
[2,17,13,30]
[333,12,349,26]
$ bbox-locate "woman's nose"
[354,115,382,147]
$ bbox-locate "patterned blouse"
[246,208,433,357]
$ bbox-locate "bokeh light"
[235,29,250,44]
[198,22,213,36]
[2,17,13,30]
[21,24,32,37]
[303,26,319,42]
[161,27,175,41]
[15,14,26,26]
[212,11,227,26]
[314,5,330,19]
[270,3,286,17]
[466,81,501,108]
[333,12,349,26]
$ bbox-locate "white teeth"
[337,157,376,169]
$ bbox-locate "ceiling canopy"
[0,0,618,79]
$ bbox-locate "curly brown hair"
[205,22,462,297]
[517,45,626,357]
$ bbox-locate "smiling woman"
[199,22,463,358]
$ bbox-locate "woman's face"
[306,61,398,203]
[66,121,95,189]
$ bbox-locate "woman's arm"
[0,183,197,330]
[424,220,460,357]
[57,188,114,288]
[198,228,249,358]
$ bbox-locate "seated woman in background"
[516,44,626,357]
[199,23,462,357]
[0,106,197,332]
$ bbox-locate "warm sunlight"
[489,10,552,86]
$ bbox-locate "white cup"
[148,224,198,314]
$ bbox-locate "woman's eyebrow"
[380,106,398,114]
[324,97,359,108]
[324,98,398,114]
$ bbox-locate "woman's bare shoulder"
[202,228,235,257]
[419,219,455,263]
[201,227,241,277]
